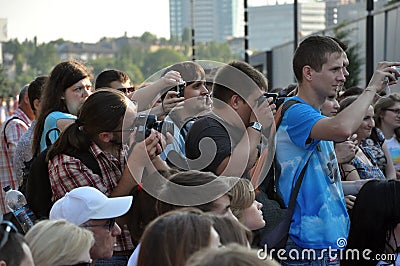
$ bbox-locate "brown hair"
[156,170,230,215]
[293,35,343,83]
[374,93,400,142]
[226,177,255,221]
[207,215,252,246]
[213,61,268,107]
[186,243,280,266]
[137,208,214,266]
[47,88,128,160]
[32,60,92,155]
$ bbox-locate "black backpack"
[23,129,101,219]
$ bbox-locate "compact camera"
[134,114,174,142]
[177,81,186,98]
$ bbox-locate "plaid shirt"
[48,142,134,252]
[0,108,31,214]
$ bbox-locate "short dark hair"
[28,76,48,112]
[156,170,230,215]
[212,61,267,106]
[162,61,205,83]
[293,35,343,83]
[18,84,29,107]
[95,69,131,89]
[0,222,28,265]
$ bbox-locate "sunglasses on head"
[0,220,18,250]
[116,87,135,94]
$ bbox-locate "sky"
[0,0,170,43]
[0,0,288,44]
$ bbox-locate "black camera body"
[177,81,186,97]
[134,114,174,142]
[258,92,278,106]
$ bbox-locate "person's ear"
[33,99,40,112]
[303,66,313,81]
[230,95,242,110]
[98,132,113,143]
[0,260,7,266]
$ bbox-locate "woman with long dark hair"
[344,179,400,265]
[32,60,92,155]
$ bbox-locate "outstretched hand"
[368,62,400,93]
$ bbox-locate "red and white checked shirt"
[0,108,31,214]
[48,142,134,252]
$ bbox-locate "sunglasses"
[0,220,18,250]
[116,87,135,94]
[82,218,115,232]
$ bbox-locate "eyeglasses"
[82,218,115,232]
[384,108,400,115]
[63,259,93,266]
[116,87,135,94]
[0,220,18,250]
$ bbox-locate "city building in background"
[169,0,244,43]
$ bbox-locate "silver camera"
[392,66,400,80]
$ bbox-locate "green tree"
[333,23,362,89]
[140,32,158,44]
[196,42,239,62]
[142,48,187,79]
[0,65,12,97]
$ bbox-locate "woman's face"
[321,95,340,117]
[240,200,265,230]
[356,106,375,140]
[380,102,400,130]
[64,77,92,115]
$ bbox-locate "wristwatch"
[248,121,262,132]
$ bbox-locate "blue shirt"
[276,96,349,249]
[40,111,76,152]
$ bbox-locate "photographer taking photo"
[46,88,167,265]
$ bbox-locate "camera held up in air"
[134,114,174,142]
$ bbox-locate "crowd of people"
[0,34,400,266]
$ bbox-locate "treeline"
[0,31,239,97]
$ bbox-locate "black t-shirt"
[185,114,244,174]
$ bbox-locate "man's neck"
[297,84,326,110]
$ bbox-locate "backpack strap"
[64,149,102,176]
[251,99,301,197]
[3,116,29,149]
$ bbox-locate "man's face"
[109,80,135,96]
[183,81,212,112]
[311,52,346,98]
[84,219,122,260]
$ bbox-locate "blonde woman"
[227,177,265,230]
[25,219,94,266]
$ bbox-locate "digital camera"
[134,114,174,142]
[392,66,400,80]
[257,92,278,106]
[177,81,186,97]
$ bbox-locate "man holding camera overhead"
[159,61,212,169]
[185,61,275,178]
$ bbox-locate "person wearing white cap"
[50,186,133,263]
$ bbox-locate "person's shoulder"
[47,111,76,120]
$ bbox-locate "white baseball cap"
[49,186,133,225]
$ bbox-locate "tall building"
[249,2,326,51]
[169,0,244,43]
